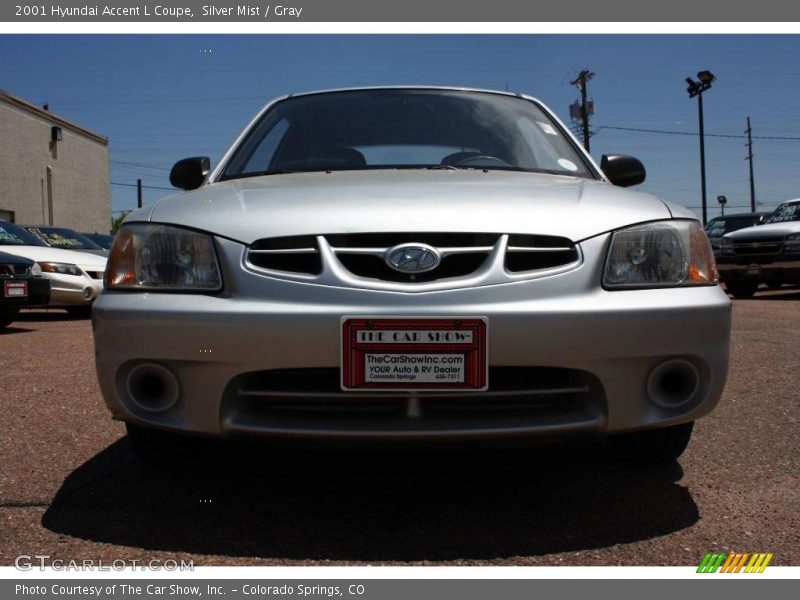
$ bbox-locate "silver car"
[93,87,731,464]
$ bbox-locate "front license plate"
[3,281,27,298]
[341,317,488,391]
[747,264,761,276]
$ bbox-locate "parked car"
[0,251,51,328]
[82,232,115,250]
[94,87,730,465]
[717,198,800,298]
[25,225,109,257]
[705,212,769,254]
[0,220,107,316]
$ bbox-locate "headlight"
[785,232,800,251]
[105,223,222,291]
[31,262,43,277]
[720,237,735,255]
[39,262,83,276]
[603,220,718,289]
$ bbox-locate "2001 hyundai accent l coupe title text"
[93,87,731,464]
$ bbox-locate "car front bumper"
[0,277,51,308]
[93,236,732,441]
[717,252,800,284]
[45,273,104,306]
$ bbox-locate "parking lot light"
[686,70,716,226]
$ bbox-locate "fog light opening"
[82,287,95,300]
[126,363,180,412]
[647,359,700,409]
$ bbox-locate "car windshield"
[84,233,114,249]
[220,89,595,180]
[765,201,800,224]
[705,215,761,237]
[26,226,103,250]
[0,222,47,246]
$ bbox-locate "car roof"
[282,85,531,101]
[22,224,73,230]
[711,212,769,219]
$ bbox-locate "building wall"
[0,97,110,234]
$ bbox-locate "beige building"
[0,90,110,233]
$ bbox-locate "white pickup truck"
[717,199,800,298]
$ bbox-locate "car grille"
[246,232,580,286]
[330,233,500,283]
[0,264,29,276]
[731,237,784,256]
[222,367,605,436]
[248,235,323,275]
[505,234,582,272]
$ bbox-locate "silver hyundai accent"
[93,87,731,464]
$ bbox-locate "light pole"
[686,70,716,225]
[717,195,727,217]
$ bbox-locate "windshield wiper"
[229,169,316,179]
[226,167,376,180]
[425,165,571,175]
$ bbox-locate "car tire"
[609,421,694,464]
[0,308,20,328]
[725,281,759,299]
[66,305,93,318]
[125,422,202,467]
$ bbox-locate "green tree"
[110,211,130,235]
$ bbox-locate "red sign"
[3,280,27,298]
[341,317,488,391]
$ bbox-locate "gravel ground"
[0,290,798,566]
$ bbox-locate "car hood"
[145,170,673,243]
[0,245,108,269]
[0,250,33,266]
[724,222,800,239]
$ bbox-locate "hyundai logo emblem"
[385,243,442,273]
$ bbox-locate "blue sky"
[2,35,800,221]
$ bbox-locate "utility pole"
[137,178,143,209]
[745,117,756,212]
[570,70,594,152]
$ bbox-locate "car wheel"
[125,422,203,467]
[66,305,93,318]
[609,421,694,464]
[725,281,759,299]
[0,308,20,328]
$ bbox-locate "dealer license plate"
[3,281,27,298]
[341,317,488,391]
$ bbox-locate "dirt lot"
[1,290,798,566]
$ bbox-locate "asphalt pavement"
[1,289,798,566]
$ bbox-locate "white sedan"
[0,220,107,315]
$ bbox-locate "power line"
[111,181,173,191]
[596,124,800,141]
[110,160,171,171]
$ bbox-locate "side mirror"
[600,154,646,187]
[169,156,211,191]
